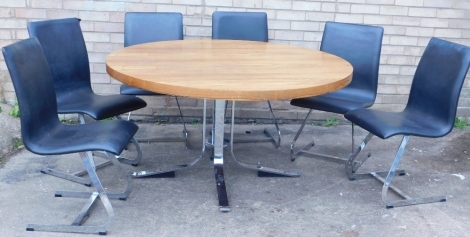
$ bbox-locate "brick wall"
[0,0,469,123]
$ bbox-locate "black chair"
[27,18,146,186]
[3,37,137,235]
[344,37,470,208]
[212,11,281,148]
[290,21,383,162]
[120,12,188,147]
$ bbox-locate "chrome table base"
[132,99,300,211]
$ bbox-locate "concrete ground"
[0,122,469,236]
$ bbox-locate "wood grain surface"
[106,39,352,101]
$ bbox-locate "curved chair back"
[320,22,383,104]
[405,37,470,134]
[27,18,92,101]
[125,12,183,47]
[2,37,62,153]
[212,11,268,42]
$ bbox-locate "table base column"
[213,100,230,211]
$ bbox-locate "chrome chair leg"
[55,151,133,200]
[227,100,281,148]
[132,99,208,178]
[345,134,445,208]
[351,123,355,154]
[346,132,402,181]
[229,101,301,177]
[290,109,350,163]
[290,109,312,162]
[27,151,131,235]
[380,135,446,208]
[132,96,189,147]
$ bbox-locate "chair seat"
[57,89,147,120]
[290,88,375,114]
[120,84,164,96]
[27,120,138,155]
[345,108,451,139]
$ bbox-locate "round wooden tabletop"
[106,39,352,101]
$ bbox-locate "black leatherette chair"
[3,37,137,235]
[344,37,470,208]
[27,18,146,185]
[290,21,384,162]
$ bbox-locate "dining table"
[106,39,353,211]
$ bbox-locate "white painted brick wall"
[1,0,470,120]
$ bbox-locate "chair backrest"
[125,12,183,47]
[405,37,470,131]
[27,18,92,101]
[212,11,268,42]
[2,37,62,153]
[320,22,383,103]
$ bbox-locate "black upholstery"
[27,18,146,120]
[345,37,470,139]
[290,21,383,113]
[120,12,183,96]
[212,11,268,42]
[2,37,138,234]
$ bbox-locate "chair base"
[291,110,358,163]
[291,140,352,163]
[27,151,132,235]
[347,133,446,208]
[226,100,281,148]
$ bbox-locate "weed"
[322,116,340,127]
[191,119,199,125]
[454,117,468,129]
[60,118,74,124]
[100,116,115,121]
[9,100,20,117]
[12,138,23,150]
